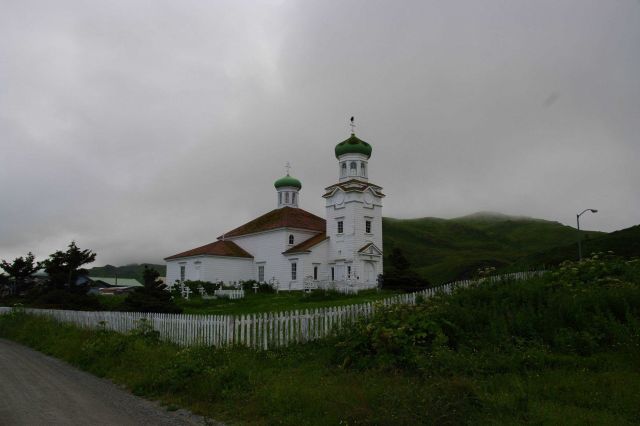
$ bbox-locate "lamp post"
[577,208,598,261]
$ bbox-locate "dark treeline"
[0,243,180,313]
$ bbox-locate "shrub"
[30,289,103,311]
[122,266,182,313]
[334,302,447,370]
[381,269,431,292]
[183,280,218,295]
[258,283,276,293]
[240,280,258,292]
[335,255,640,371]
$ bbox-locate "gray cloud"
[1,0,639,265]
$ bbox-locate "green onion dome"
[274,174,302,190]
[335,133,372,158]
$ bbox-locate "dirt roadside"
[0,338,221,425]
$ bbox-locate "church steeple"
[335,132,372,183]
[274,163,302,208]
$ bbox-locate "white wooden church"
[165,130,384,291]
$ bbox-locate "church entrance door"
[336,265,345,282]
[365,262,375,284]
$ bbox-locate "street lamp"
[577,208,598,261]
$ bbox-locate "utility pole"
[577,208,598,261]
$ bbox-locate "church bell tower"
[323,121,385,286]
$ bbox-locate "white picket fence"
[0,271,544,350]
[213,289,245,300]
[316,279,378,294]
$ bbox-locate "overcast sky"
[1,0,639,266]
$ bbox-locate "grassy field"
[96,289,398,315]
[2,254,639,425]
[1,314,637,425]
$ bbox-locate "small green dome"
[274,174,302,190]
[335,133,372,158]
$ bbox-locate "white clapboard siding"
[2,271,546,349]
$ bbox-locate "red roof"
[219,207,326,239]
[283,233,328,254]
[165,240,253,260]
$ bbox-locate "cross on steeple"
[285,161,291,175]
[349,116,356,134]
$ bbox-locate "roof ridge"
[218,206,326,239]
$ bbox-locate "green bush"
[381,269,431,292]
[122,267,182,313]
[182,280,219,295]
[335,254,640,371]
[335,302,447,370]
[30,289,103,311]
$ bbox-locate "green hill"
[88,264,166,283]
[382,212,604,284]
[515,224,640,268]
[90,213,636,289]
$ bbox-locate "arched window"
[350,162,357,176]
[285,192,290,203]
[289,234,294,245]
[291,192,296,204]
[278,192,282,205]
[360,162,367,177]
[341,162,347,177]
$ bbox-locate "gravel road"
[0,338,216,426]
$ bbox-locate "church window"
[314,266,318,280]
[291,262,297,281]
[292,192,296,204]
[258,265,265,282]
[360,162,367,177]
[366,220,372,233]
[341,162,347,177]
[350,162,357,176]
[180,265,185,282]
[331,267,335,281]
[347,265,351,278]
[337,220,344,234]
[279,192,282,205]
[285,192,290,204]
[289,234,294,245]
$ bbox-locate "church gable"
[219,206,325,239]
[283,233,328,255]
[357,242,383,256]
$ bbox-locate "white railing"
[0,271,545,349]
[213,289,245,300]
[317,279,378,294]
